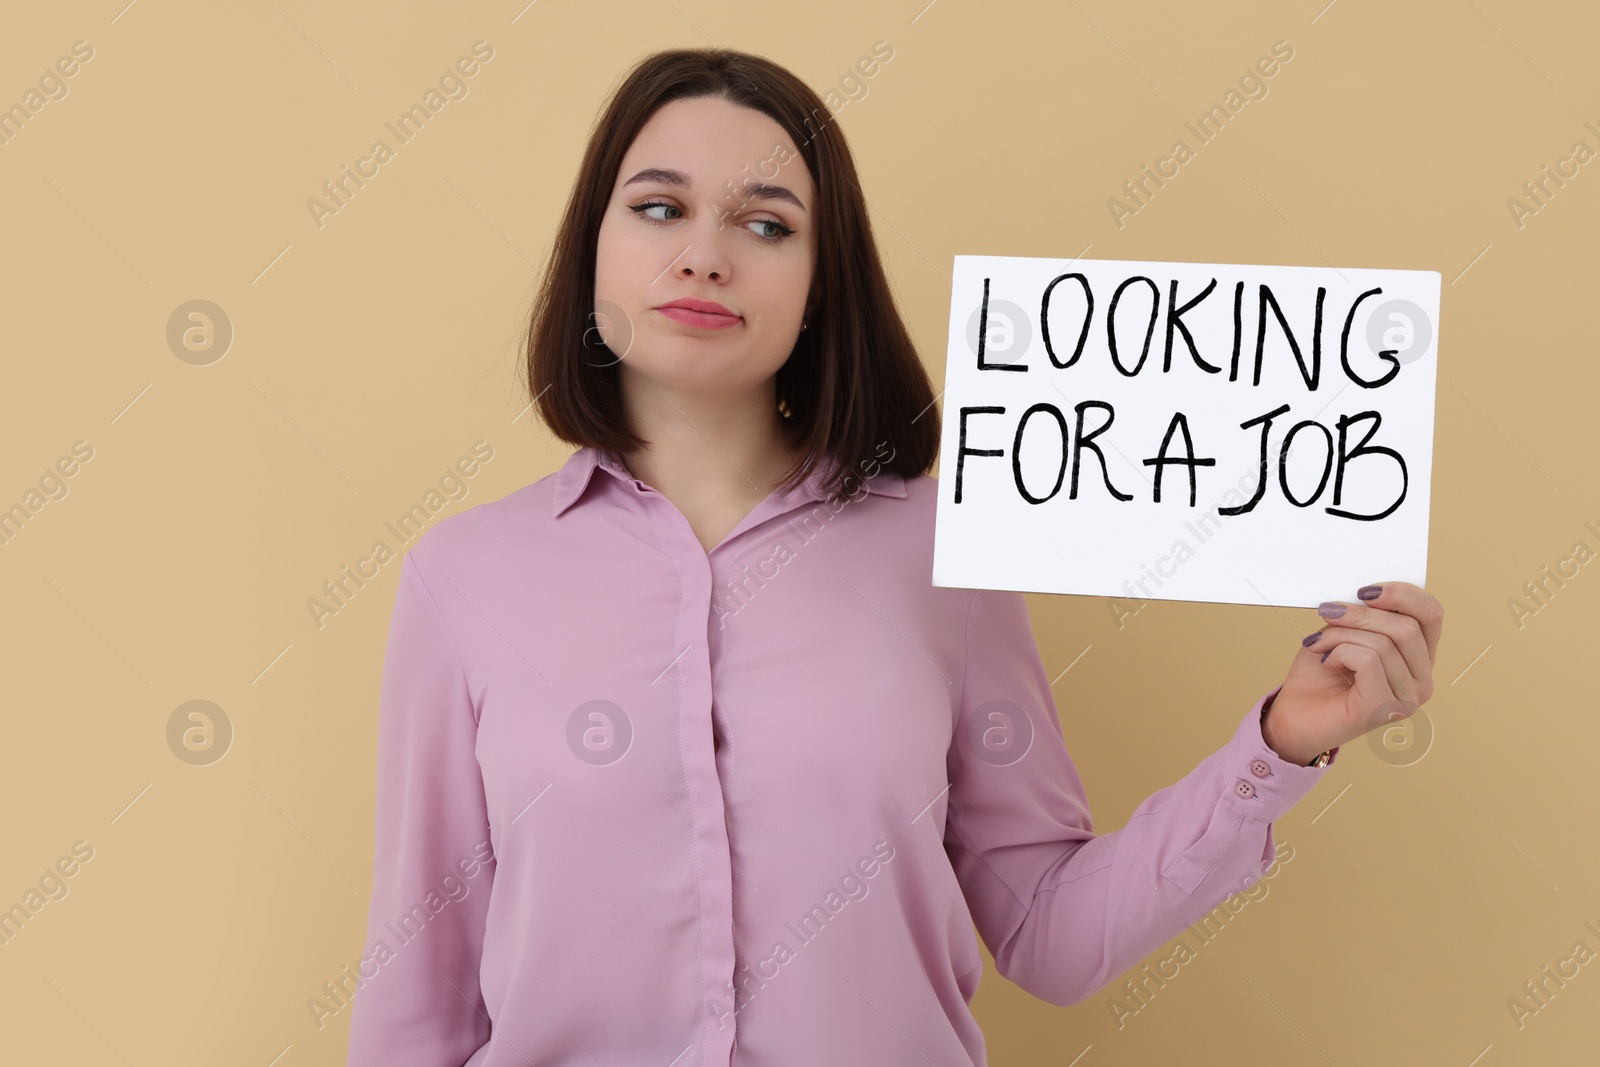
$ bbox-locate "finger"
[1314,595,1433,688]
[1307,626,1418,704]
[1351,581,1444,661]
[1323,642,1405,717]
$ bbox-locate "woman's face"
[593,95,817,402]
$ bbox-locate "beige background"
[1,0,1595,1063]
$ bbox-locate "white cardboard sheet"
[931,255,1439,608]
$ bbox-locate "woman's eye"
[629,200,680,223]
[744,218,796,242]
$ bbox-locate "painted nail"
[1318,602,1346,618]
[1302,630,1323,647]
[1320,650,1330,663]
[1358,585,1383,600]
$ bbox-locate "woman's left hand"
[1262,581,1445,766]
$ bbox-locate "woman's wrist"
[1260,691,1323,766]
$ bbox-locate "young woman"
[347,48,1443,1067]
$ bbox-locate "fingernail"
[1358,585,1382,600]
[1320,650,1330,663]
[1302,630,1323,647]
[1318,602,1346,618]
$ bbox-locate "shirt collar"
[552,444,907,518]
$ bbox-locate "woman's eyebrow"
[621,166,807,213]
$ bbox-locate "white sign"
[931,255,1439,609]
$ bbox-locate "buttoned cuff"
[1224,684,1339,872]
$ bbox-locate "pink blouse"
[345,444,1337,1066]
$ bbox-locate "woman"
[346,48,1443,1066]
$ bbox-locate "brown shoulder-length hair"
[524,47,940,499]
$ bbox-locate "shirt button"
[1234,779,1256,799]
[1250,759,1272,779]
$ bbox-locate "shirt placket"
[618,464,741,1066]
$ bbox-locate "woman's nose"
[674,212,734,280]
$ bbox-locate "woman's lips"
[656,306,742,330]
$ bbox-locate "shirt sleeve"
[944,587,1338,1007]
[346,550,496,1065]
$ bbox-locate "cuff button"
[1235,779,1257,799]
[1250,759,1272,779]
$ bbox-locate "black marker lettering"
[1041,273,1093,370]
[1339,287,1400,388]
[955,406,1006,503]
[1141,412,1217,505]
[1228,280,1245,382]
[1163,278,1221,374]
[1011,403,1069,504]
[1254,283,1324,390]
[1071,401,1133,501]
[1220,403,1291,516]
[1107,276,1159,377]
[1278,420,1333,507]
[1327,410,1407,520]
[976,277,1025,373]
